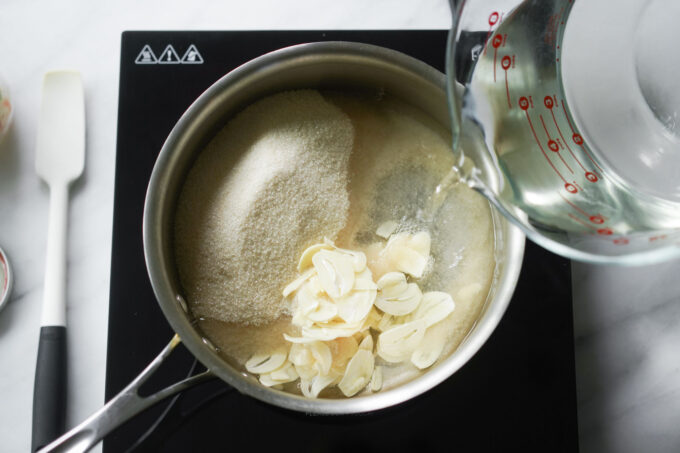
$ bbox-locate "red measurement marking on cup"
[502,56,512,108]
[491,34,503,82]
[558,192,588,216]
[561,100,604,172]
[521,96,572,190]
[590,214,605,224]
[484,11,501,56]
[559,192,607,224]
[597,227,613,236]
[489,11,500,26]
[545,12,561,46]
[540,114,573,173]
[649,234,667,242]
[573,180,584,192]
[545,96,591,176]
[568,213,598,230]
[613,237,629,245]
[585,171,598,182]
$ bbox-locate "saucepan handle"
[37,335,216,453]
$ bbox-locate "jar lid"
[0,246,13,311]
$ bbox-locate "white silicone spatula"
[32,71,85,452]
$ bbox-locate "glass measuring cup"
[447,0,680,264]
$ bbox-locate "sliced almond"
[330,336,359,371]
[332,246,367,272]
[322,237,367,272]
[374,312,413,332]
[291,285,320,328]
[245,351,288,374]
[298,327,355,342]
[335,286,376,324]
[269,362,299,382]
[356,267,373,282]
[309,341,332,375]
[306,275,326,297]
[382,232,430,278]
[298,243,333,272]
[313,249,355,299]
[295,364,316,381]
[300,319,364,341]
[358,334,374,351]
[410,231,431,257]
[338,349,374,397]
[375,313,413,332]
[413,291,455,327]
[305,298,338,323]
[353,278,377,291]
[411,327,447,369]
[311,373,340,398]
[295,283,320,316]
[376,272,408,298]
[301,373,340,398]
[376,220,398,239]
[392,246,428,279]
[259,373,283,387]
[370,366,383,391]
[375,282,422,316]
[377,319,427,363]
[282,268,316,298]
[300,378,313,398]
[289,343,313,367]
[375,313,393,332]
[291,310,313,328]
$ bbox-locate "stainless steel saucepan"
[40,42,525,453]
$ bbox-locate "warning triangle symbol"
[135,45,157,64]
[158,45,181,64]
[181,44,204,64]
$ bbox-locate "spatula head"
[35,71,85,185]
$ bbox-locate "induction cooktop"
[106,30,578,453]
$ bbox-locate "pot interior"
[143,42,524,414]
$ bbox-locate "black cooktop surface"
[106,31,578,453]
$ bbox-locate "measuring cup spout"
[445,0,506,199]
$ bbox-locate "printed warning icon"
[181,44,204,64]
[135,45,158,64]
[158,45,181,64]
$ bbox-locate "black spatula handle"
[32,325,67,452]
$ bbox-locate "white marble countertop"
[1,1,679,452]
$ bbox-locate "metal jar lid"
[0,245,13,311]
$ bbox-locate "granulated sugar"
[175,90,353,325]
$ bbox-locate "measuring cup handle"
[37,335,216,453]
